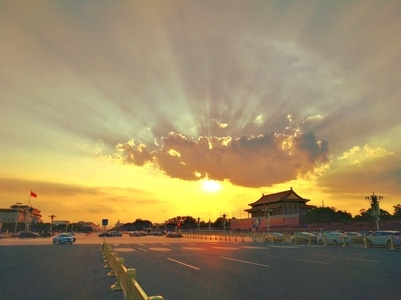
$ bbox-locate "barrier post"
[363,235,368,248]
[390,235,395,250]
[323,233,327,246]
[110,258,125,291]
[342,236,346,247]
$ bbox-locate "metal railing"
[102,243,164,300]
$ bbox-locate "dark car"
[18,231,40,238]
[39,231,51,238]
[110,231,122,237]
[165,231,183,238]
[98,232,112,237]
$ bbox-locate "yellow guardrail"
[102,243,164,300]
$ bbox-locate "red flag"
[30,191,37,198]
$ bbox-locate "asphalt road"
[0,238,122,300]
[108,238,401,300]
[1,234,400,300]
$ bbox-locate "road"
[109,238,401,300]
[1,233,400,300]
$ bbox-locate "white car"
[53,233,75,244]
[317,231,351,245]
[366,231,401,248]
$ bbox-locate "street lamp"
[14,202,23,233]
[49,214,56,236]
[365,193,383,230]
[262,205,272,232]
[222,213,226,231]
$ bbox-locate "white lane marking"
[149,247,171,252]
[265,254,330,265]
[167,258,200,270]
[137,248,148,252]
[212,247,239,250]
[114,247,135,252]
[311,254,381,263]
[182,247,207,251]
[220,256,270,268]
[240,246,270,250]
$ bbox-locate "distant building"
[52,220,70,227]
[0,205,42,224]
[230,188,315,231]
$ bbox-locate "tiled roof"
[248,188,310,207]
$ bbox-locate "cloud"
[316,144,401,195]
[114,128,329,188]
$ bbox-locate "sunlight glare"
[201,179,222,193]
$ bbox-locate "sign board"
[102,219,108,226]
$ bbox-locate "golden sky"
[1,0,400,226]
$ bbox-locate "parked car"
[290,232,318,244]
[18,231,39,239]
[98,231,112,237]
[99,231,122,237]
[344,232,364,243]
[39,230,51,238]
[317,231,351,245]
[264,232,284,242]
[53,233,74,244]
[150,231,164,236]
[129,231,146,237]
[110,231,122,237]
[165,231,183,238]
[366,231,401,248]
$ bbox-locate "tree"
[304,207,352,224]
[354,208,392,221]
[393,204,401,218]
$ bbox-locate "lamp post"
[365,193,383,230]
[49,214,56,236]
[222,213,226,231]
[14,202,23,233]
[262,205,272,232]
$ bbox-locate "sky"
[1,0,401,226]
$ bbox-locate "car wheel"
[386,240,391,248]
[332,240,338,246]
[367,240,372,248]
[317,239,323,245]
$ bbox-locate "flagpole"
[29,190,32,207]
[26,190,32,231]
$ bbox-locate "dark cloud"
[116,130,329,188]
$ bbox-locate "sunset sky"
[1,1,400,226]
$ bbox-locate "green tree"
[393,204,401,218]
[305,207,352,224]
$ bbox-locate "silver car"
[366,231,401,248]
[317,231,352,245]
[53,233,74,245]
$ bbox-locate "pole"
[14,202,22,233]
[49,214,56,236]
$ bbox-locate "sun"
[201,179,222,193]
